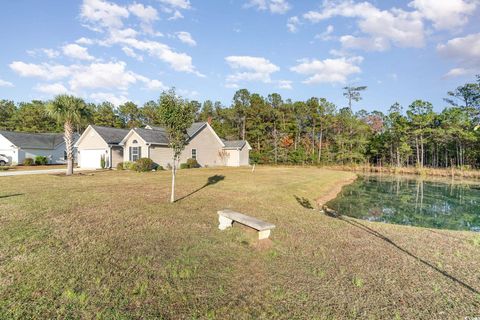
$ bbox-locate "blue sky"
[0,0,479,113]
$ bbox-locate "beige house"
[75,122,251,169]
[74,125,129,169]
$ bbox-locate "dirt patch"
[315,174,358,207]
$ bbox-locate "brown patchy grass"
[0,167,479,319]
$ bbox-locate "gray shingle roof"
[133,128,169,144]
[222,139,247,150]
[91,126,130,145]
[147,122,207,138]
[0,131,70,149]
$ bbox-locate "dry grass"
[325,164,480,180]
[0,167,479,319]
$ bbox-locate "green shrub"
[23,158,35,166]
[100,155,106,169]
[135,158,155,172]
[186,158,200,168]
[116,162,125,170]
[34,156,48,165]
[123,161,134,170]
[180,163,189,169]
[156,165,164,171]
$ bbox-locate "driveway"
[0,168,90,177]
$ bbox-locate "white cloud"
[68,61,138,91]
[409,0,477,30]
[143,79,167,90]
[315,25,335,41]
[303,1,425,51]
[26,48,60,59]
[129,3,158,23]
[122,47,143,61]
[90,92,129,106]
[291,56,363,84]
[340,35,390,51]
[437,32,480,77]
[287,16,300,33]
[80,0,130,30]
[103,30,203,75]
[62,43,95,60]
[10,61,73,80]
[76,37,94,45]
[225,55,280,86]
[158,0,191,10]
[246,0,291,14]
[34,83,70,96]
[0,79,14,87]
[277,80,292,89]
[128,2,159,33]
[176,31,196,46]
[167,10,184,20]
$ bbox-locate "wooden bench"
[217,209,275,240]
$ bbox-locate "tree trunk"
[420,134,424,168]
[317,129,323,165]
[242,116,246,141]
[64,121,74,176]
[273,121,278,165]
[170,159,176,203]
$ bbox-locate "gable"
[0,134,16,149]
[75,126,109,149]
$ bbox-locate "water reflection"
[326,175,480,232]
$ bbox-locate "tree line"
[1,75,479,169]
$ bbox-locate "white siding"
[0,135,18,164]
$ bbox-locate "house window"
[191,148,197,160]
[130,146,141,161]
[64,151,67,160]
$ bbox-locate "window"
[64,151,67,160]
[130,146,141,161]
[191,148,197,160]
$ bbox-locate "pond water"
[326,175,480,232]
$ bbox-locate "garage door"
[79,149,107,169]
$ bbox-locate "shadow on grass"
[174,175,225,203]
[0,193,24,199]
[294,195,314,209]
[324,209,480,296]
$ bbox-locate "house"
[75,122,251,169]
[74,125,130,169]
[0,130,77,165]
[120,122,251,168]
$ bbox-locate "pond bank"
[315,174,358,207]
[323,164,480,180]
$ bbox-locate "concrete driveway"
[0,168,90,176]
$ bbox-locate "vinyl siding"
[0,134,18,164]
[178,125,223,166]
[123,131,149,162]
[239,145,250,166]
[77,127,109,149]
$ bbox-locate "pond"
[326,175,480,232]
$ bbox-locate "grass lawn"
[5,165,67,171]
[0,167,479,319]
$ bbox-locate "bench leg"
[258,230,271,240]
[218,216,233,230]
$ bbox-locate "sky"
[0,0,479,113]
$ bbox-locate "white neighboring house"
[74,125,130,169]
[0,131,78,165]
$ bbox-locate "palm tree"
[47,95,90,176]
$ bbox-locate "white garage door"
[79,149,107,169]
